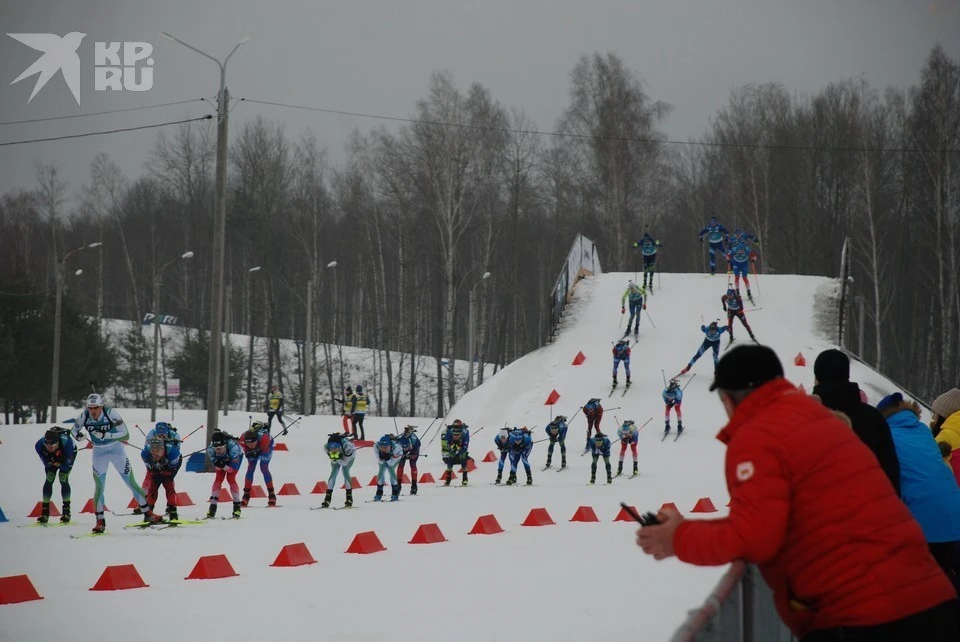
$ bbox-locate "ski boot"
[92,514,106,534]
[267,488,277,507]
[612,376,618,387]
[410,481,418,496]
[664,421,671,436]
[207,502,218,519]
[606,464,613,484]
[241,488,251,507]
[680,366,690,375]
[168,508,179,523]
[677,421,684,435]
[60,501,71,524]
[506,472,517,486]
[632,462,639,476]
[728,335,734,346]
[374,485,384,502]
[344,489,354,508]
[390,484,400,502]
[590,464,597,484]
[321,490,333,508]
[142,506,163,524]
[560,456,567,469]
[132,506,143,515]
[617,461,624,476]
[626,376,631,386]
[165,504,175,517]
[494,471,502,485]
[545,456,552,469]
[525,472,533,486]
[37,502,50,524]
[232,501,242,518]
[443,471,452,487]
[461,470,469,487]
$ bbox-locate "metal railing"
[548,234,602,342]
[670,562,796,642]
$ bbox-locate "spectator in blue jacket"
[878,392,960,593]
[34,428,76,523]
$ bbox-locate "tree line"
[1,45,957,421]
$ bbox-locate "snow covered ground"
[0,272,919,642]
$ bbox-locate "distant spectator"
[812,349,901,496]
[932,388,960,445]
[637,345,958,641]
[878,392,960,593]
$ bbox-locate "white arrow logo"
[8,32,86,104]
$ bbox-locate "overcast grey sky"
[1,0,958,204]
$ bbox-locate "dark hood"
[812,380,863,414]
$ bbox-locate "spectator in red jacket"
[637,345,958,641]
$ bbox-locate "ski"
[621,383,631,397]
[332,506,354,511]
[555,465,568,472]
[364,499,401,503]
[19,521,75,528]
[70,532,107,539]
[219,516,241,520]
[629,472,640,479]
[661,432,672,441]
[110,511,140,517]
[674,431,684,441]
[541,465,552,472]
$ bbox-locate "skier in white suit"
[72,393,157,533]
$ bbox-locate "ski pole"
[661,370,667,387]
[275,416,302,437]
[181,425,205,441]
[420,418,440,444]
[135,425,147,439]
[619,311,624,329]
[428,412,452,445]
[645,309,656,328]
[681,374,697,392]
[636,418,653,432]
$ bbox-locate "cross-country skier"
[140,437,182,522]
[240,422,276,507]
[582,398,604,453]
[544,416,568,470]
[373,435,403,502]
[494,427,510,484]
[320,432,356,508]
[725,241,755,301]
[34,427,75,523]
[72,393,155,533]
[632,229,662,290]
[505,427,534,486]
[397,425,421,496]
[206,430,243,519]
[620,280,647,337]
[140,421,180,516]
[698,216,729,275]
[443,420,470,487]
[612,339,633,389]
[350,385,369,440]
[334,386,354,434]
[679,321,728,376]
[722,287,756,343]
[264,385,286,432]
[589,432,613,485]
[663,379,684,437]
[616,420,640,477]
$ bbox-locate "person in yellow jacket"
[932,388,960,450]
[350,385,369,440]
[264,385,286,432]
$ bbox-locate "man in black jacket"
[812,349,901,497]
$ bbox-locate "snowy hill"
[0,273,921,642]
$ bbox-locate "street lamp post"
[151,251,194,422]
[161,32,248,443]
[244,266,261,413]
[50,241,101,422]
[467,271,491,392]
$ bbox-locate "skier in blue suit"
[589,432,613,485]
[544,416,568,470]
[680,321,728,375]
[494,428,510,484]
[397,425,421,496]
[632,229,662,290]
[34,428,76,523]
[698,216,729,275]
[662,379,684,437]
[726,240,755,300]
[206,430,244,519]
[443,421,471,487]
[374,435,403,501]
[506,427,534,486]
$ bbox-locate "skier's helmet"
[727,288,735,297]
[398,436,411,450]
[43,430,60,446]
[86,393,104,408]
[211,431,228,448]
[594,432,605,444]
[154,421,173,437]
[510,429,524,444]
[499,428,510,442]
[149,438,165,454]
[377,435,392,449]
[243,430,258,444]
[669,378,679,389]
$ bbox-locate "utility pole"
[160,32,248,452]
[304,279,313,415]
[244,265,260,412]
[222,282,232,416]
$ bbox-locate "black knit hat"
[710,345,785,392]
[814,349,850,383]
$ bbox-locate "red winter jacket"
[673,378,955,637]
